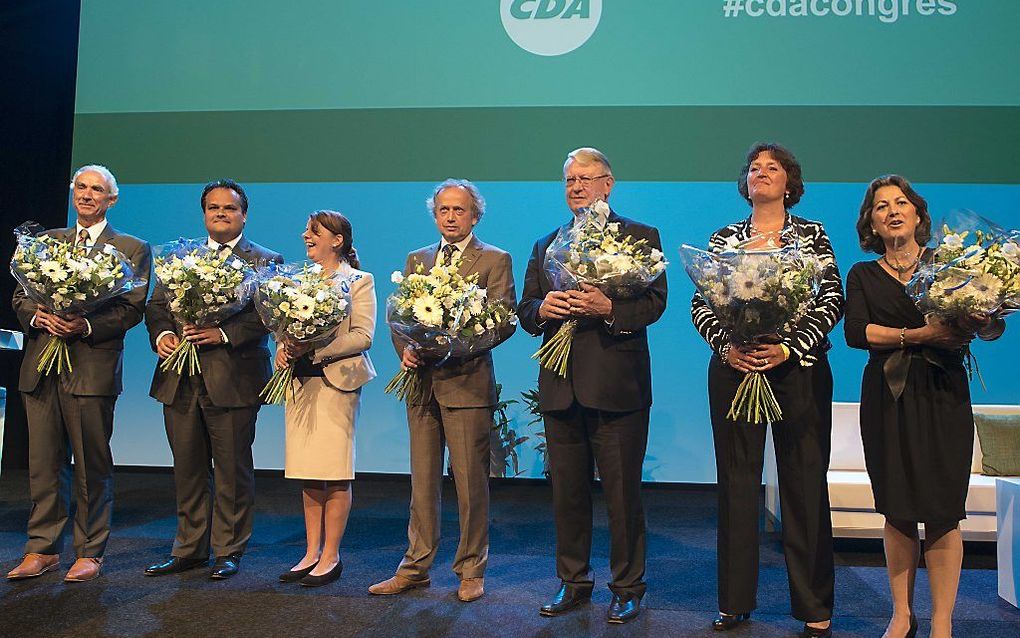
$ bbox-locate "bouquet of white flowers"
[906,211,1020,384]
[534,201,667,377]
[908,210,1020,319]
[682,231,823,424]
[253,262,352,404]
[153,238,256,376]
[385,258,516,403]
[10,221,147,375]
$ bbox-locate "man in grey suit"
[6,165,151,583]
[369,179,516,603]
[143,179,282,580]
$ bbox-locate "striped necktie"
[76,228,90,246]
[441,244,458,266]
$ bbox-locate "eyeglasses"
[564,174,609,187]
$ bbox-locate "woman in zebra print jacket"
[691,143,844,638]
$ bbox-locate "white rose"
[391,271,404,284]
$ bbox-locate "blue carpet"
[1,470,1017,637]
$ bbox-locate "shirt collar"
[439,232,474,254]
[75,219,108,244]
[207,234,243,251]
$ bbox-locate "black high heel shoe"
[712,612,751,631]
[299,557,343,587]
[799,622,832,638]
[278,563,316,583]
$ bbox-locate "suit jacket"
[518,211,668,413]
[308,263,377,392]
[13,224,152,396]
[145,236,283,408]
[393,235,516,408]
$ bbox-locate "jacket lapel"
[457,236,484,276]
[419,242,440,272]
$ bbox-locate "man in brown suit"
[7,165,151,583]
[369,179,516,602]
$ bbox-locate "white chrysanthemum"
[413,295,444,327]
[40,260,67,282]
[731,269,765,301]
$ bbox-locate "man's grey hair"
[426,178,486,221]
[563,147,613,177]
[70,164,119,197]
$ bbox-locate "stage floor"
[1,470,1017,637]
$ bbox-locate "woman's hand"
[920,317,971,351]
[726,343,765,373]
[955,313,991,335]
[274,346,290,369]
[746,342,789,372]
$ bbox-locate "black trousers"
[163,375,259,558]
[709,355,835,623]
[544,401,649,597]
[22,376,116,557]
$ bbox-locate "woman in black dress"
[844,175,1005,638]
[691,143,844,638]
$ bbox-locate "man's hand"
[401,344,424,370]
[566,284,612,319]
[156,333,180,359]
[182,324,225,346]
[38,311,88,338]
[538,290,572,321]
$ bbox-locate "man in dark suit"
[6,165,151,583]
[143,179,282,580]
[519,148,667,624]
[369,179,515,603]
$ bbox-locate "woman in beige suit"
[275,210,376,587]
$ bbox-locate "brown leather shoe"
[368,574,430,595]
[64,557,103,582]
[6,553,60,580]
[458,577,484,602]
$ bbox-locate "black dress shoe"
[607,593,642,624]
[278,564,316,583]
[799,622,832,637]
[712,612,751,631]
[539,584,592,617]
[299,558,343,587]
[210,553,242,580]
[144,556,209,577]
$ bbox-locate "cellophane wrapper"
[253,262,353,404]
[681,230,823,424]
[11,221,147,375]
[535,201,667,377]
[152,238,256,376]
[385,259,516,402]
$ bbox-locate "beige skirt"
[284,377,359,480]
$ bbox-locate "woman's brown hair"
[856,175,931,255]
[309,210,360,268]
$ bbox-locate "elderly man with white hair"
[519,148,667,624]
[6,165,151,583]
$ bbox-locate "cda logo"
[501,0,603,57]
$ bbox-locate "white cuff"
[219,328,229,344]
[82,319,92,338]
[156,330,176,346]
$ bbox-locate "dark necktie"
[76,228,90,246]
[441,244,458,266]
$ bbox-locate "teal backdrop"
[70,1,1020,481]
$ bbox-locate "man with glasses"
[519,148,667,624]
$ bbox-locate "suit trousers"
[22,375,116,557]
[397,399,492,580]
[163,375,259,558]
[709,355,835,623]
[544,402,649,597]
